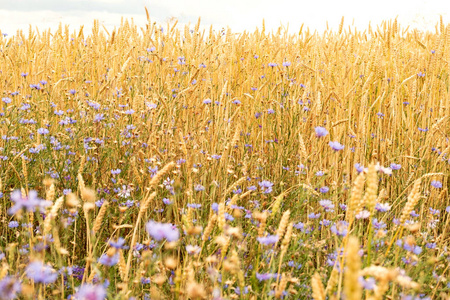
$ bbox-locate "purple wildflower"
[98,252,119,267]
[293,222,304,230]
[359,277,376,290]
[319,186,329,193]
[372,218,386,230]
[308,212,321,219]
[94,113,104,122]
[25,261,58,284]
[37,128,49,135]
[145,221,179,242]
[330,221,348,237]
[0,276,21,299]
[187,203,201,209]
[8,190,51,215]
[329,141,344,151]
[111,169,121,175]
[355,163,365,173]
[256,273,278,281]
[375,203,391,212]
[390,163,401,170]
[315,126,328,137]
[319,200,334,212]
[257,235,279,245]
[108,238,126,249]
[8,221,19,228]
[194,184,205,192]
[162,198,173,205]
[75,284,107,300]
[258,180,274,194]
[431,180,442,188]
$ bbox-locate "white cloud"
[67,0,127,2]
[0,10,150,35]
[0,0,448,35]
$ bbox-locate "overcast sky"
[0,0,449,35]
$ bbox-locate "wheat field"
[0,15,449,299]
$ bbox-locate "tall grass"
[0,16,449,299]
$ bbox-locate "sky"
[0,0,449,36]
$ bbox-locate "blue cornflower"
[37,128,49,135]
[8,221,19,228]
[426,243,436,249]
[163,198,173,205]
[194,184,205,192]
[187,203,201,209]
[98,252,120,267]
[315,126,328,137]
[390,163,401,170]
[319,186,329,193]
[330,221,348,237]
[108,238,127,249]
[375,203,391,212]
[359,277,376,290]
[320,219,331,226]
[25,261,58,284]
[94,113,104,122]
[308,212,321,219]
[111,169,121,175]
[8,190,51,215]
[372,218,386,230]
[355,163,365,173]
[0,276,21,299]
[146,221,179,242]
[75,284,107,300]
[257,235,279,245]
[256,273,278,281]
[431,180,442,188]
[258,180,274,194]
[329,141,344,151]
[319,200,334,212]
